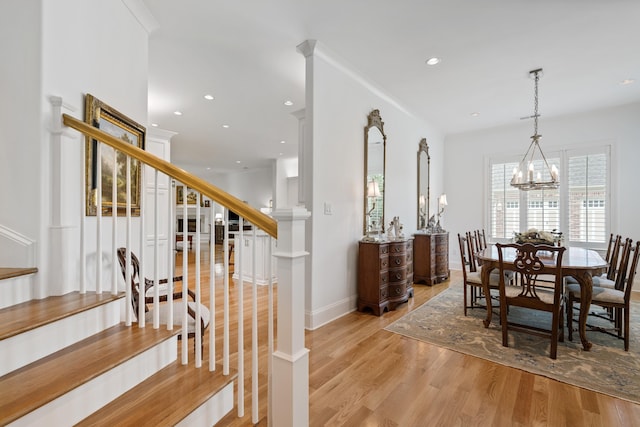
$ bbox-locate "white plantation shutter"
[525,157,561,232]
[488,146,609,246]
[490,161,520,239]
[567,148,608,244]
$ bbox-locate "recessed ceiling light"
[174,111,182,116]
[279,152,283,156]
[280,140,286,144]
[283,100,293,106]
[204,94,214,100]
[222,124,230,128]
[425,57,441,66]
[620,79,635,85]
[470,112,480,117]
[151,123,158,127]
[206,167,211,170]
[236,160,241,164]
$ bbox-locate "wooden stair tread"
[0,324,179,425]
[0,291,124,340]
[77,362,237,426]
[0,267,38,281]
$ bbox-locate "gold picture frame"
[84,94,145,216]
[176,186,203,206]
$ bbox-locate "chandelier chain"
[533,70,539,136]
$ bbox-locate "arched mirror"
[417,138,430,230]
[364,109,386,238]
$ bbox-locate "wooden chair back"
[465,231,480,271]
[116,247,149,316]
[497,243,566,301]
[475,229,487,250]
[496,242,566,358]
[606,235,623,280]
[604,233,616,262]
[458,233,473,276]
[620,240,640,299]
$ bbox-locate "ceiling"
[142,0,640,175]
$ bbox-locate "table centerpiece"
[514,228,562,245]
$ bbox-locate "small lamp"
[436,193,447,231]
[367,180,381,198]
[215,212,223,224]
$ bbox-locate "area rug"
[385,282,640,403]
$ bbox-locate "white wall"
[0,0,150,295]
[303,42,446,329]
[0,1,42,266]
[444,102,640,272]
[40,0,149,296]
[274,157,298,208]
[207,167,274,215]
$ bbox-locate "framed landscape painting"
[176,185,203,206]
[84,94,145,216]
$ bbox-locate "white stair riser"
[0,300,120,377]
[0,274,35,309]
[9,335,178,427]
[177,382,234,427]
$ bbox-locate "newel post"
[271,207,310,427]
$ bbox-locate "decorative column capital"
[296,39,317,58]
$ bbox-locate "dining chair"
[565,234,622,289]
[475,229,487,251]
[467,231,481,257]
[496,242,566,359]
[458,233,499,316]
[604,234,623,281]
[116,247,210,355]
[566,239,639,351]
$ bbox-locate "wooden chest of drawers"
[357,238,414,316]
[413,232,449,285]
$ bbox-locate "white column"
[47,96,77,296]
[291,108,306,206]
[271,207,310,427]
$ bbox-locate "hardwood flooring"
[182,246,640,426]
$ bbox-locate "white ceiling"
[142,0,640,175]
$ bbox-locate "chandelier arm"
[536,142,556,180]
[517,140,536,166]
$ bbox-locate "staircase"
[0,106,310,426]
[0,270,235,426]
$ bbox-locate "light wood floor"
[180,245,640,427]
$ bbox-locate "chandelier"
[510,68,559,191]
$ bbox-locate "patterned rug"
[385,281,640,403]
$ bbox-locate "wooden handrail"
[62,113,277,238]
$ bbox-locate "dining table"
[476,245,608,351]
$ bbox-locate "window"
[488,146,609,246]
[490,161,521,239]
[567,150,608,243]
[583,200,605,208]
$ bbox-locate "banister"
[62,113,277,238]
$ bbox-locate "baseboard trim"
[305,295,357,330]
